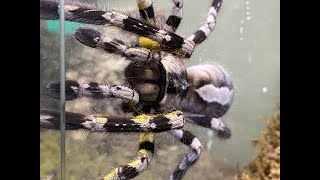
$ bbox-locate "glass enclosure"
[40,0,280,179]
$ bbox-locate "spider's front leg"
[74,27,153,64]
[46,80,140,104]
[168,129,202,180]
[40,110,185,179]
[40,0,195,58]
[40,110,185,133]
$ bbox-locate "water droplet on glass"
[262,87,268,93]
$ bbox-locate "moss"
[239,105,280,180]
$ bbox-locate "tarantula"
[40,0,234,179]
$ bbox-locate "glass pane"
[40,7,62,180]
[41,0,280,179]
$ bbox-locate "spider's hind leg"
[184,113,231,139]
[104,132,154,180]
[169,129,202,180]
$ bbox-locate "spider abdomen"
[181,64,234,118]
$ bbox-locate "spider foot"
[74,27,102,48]
[216,124,231,139]
[46,80,80,100]
[211,118,231,139]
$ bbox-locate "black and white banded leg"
[46,80,140,104]
[169,129,202,180]
[74,27,153,63]
[40,0,195,58]
[187,0,222,44]
[163,0,183,33]
[184,113,231,139]
[40,110,185,133]
[40,109,185,179]
[104,132,154,180]
[136,0,155,23]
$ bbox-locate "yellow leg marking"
[104,133,154,180]
[128,159,141,168]
[104,169,117,180]
[164,110,183,119]
[136,0,152,9]
[139,132,154,157]
[96,117,108,123]
[137,2,145,9]
[174,49,187,57]
[138,37,162,50]
[139,132,154,143]
[138,149,149,155]
[132,114,152,123]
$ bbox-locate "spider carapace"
[40,0,234,179]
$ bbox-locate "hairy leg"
[46,80,140,105]
[103,132,154,180]
[187,0,223,44]
[136,0,155,23]
[40,0,195,58]
[163,0,183,33]
[184,112,231,139]
[168,129,202,180]
[74,27,153,63]
[40,110,184,133]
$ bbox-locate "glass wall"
[40,5,62,179]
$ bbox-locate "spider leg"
[136,0,155,23]
[104,132,154,180]
[40,0,195,58]
[187,0,222,44]
[40,110,185,133]
[74,27,152,63]
[184,112,231,139]
[46,80,140,104]
[163,0,183,33]
[168,129,202,180]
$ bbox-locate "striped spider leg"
[136,0,155,24]
[40,0,195,58]
[163,0,183,33]
[187,0,222,44]
[156,1,227,179]
[184,113,231,139]
[135,0,183,33]
[43,70,185,180]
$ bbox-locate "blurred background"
[40,0,280,179]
